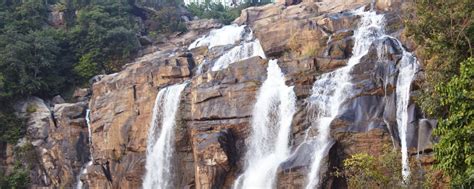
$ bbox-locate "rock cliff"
[5,0,441,188]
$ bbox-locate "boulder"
[72,88,91,102]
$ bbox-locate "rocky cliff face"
[5,0,440,188]
[7,92,91,188]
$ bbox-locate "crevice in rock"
[132,85,137,101]
[51,111,58,128]
[191,115,251,121]
[101,161,113,183]
[218,129,238,166]
[161,75,190,79]
[194,95,223,104]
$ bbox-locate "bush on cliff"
[0,163,29,189]
[335,146,437,188]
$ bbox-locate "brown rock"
[186,19,223,31]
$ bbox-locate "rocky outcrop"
[48,5,66,28]
[10,94,90,188]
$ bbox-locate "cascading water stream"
[393,39,419,182]
[188,24,247,50]
[75,109,93,189]
[189,24,266,72]
[305,8,386,189]
[142,83,188,189]
[233,59,296,189]
[212,39,266,71]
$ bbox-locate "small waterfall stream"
[305,8,386,189]
[142,83,188,189]
[188,24,248,50]
[233,59,296,189]
[75,109,93,189]
[212,39,266,71]
[393,39,419,182]
[189,24,265,72]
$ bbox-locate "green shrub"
[335,145,442,188]
[406,0,474,118]
[0,110,25,144]
[433,58,474,187]
[151,6,187,33]
[0,161,30,189]
[26,104,37,114]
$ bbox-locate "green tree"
[0,109,24,144]
[186,1,268,24]
[434,58,474,187]
[0,29,65,98]
[70,2,141,78]
[0,162,30,189]
[406,0,474,117]
[406,1,474,187]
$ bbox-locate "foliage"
[0,28,69,98]
[335,145,433,188]
[0,110,24,144]
[405,0,474,117]
[70,1,141,78]
[433,58,474,187]
[406,1,474,187]
[335,146,404,188]
[149,6,187,34]
[186,1,265,24]
[0,1,68,99]
[0,162,30,189]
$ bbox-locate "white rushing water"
[305,8,386,189]
[393,39,419,182]
[233,59,296,189]
[212,39,266,71]
[188,24,247,50]
[76,109,93,189]
[189,24,266,72]
[142,83,188,189]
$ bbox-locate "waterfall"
[233,59,297,189]
[75,109,93,189]
[305,8,386,189]
[212,39,266,71]
[393,39,419,182]
[188,24,247,50]
[189,24,266,72]
[142,83,188,189]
